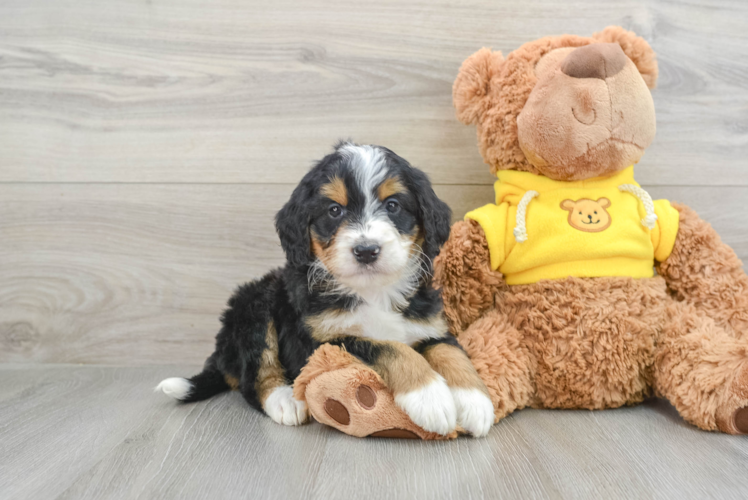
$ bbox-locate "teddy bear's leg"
[293,344,457,440]
[457,310,536,421]
[656,203,748,339]
[654,300,748,434]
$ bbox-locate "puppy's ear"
[593,26,658,89]
[453,47,504,125]
[407,168,452,261]
[275,178,315,268]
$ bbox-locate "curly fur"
[656,203,748,337]
[456,311,533,420]
[433,219,505,334]
[655,301,748,432]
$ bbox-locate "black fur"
[413,335,463,354]
[382,147,452,261]
[402,285,444,320]
[182,365,230,403]
[168,142,455,417]
[274,173,319,268]
[326,336,393,364]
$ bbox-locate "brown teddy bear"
[294,26,748,438]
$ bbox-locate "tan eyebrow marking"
[377,176,406,201]
[320,176,348,206]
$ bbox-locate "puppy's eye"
[328,204,343,218]
[386,199,400,214]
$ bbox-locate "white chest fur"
[309,303,447,346]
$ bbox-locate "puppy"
[157,142,494,437]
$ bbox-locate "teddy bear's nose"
[561,43,627,80]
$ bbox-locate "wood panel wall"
[2,0,746,365]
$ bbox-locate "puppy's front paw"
[451,388,494,438]
[394,375,456,435]
[264,385,309,426]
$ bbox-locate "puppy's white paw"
[395,375,456,435]
[263,386,309,426]
[452,387,495,438]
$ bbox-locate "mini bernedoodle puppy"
[157,142,494,437]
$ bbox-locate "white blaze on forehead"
[339,143,387,218]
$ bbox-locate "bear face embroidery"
[560,198,612,232]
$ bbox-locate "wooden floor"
[1,365,747,500]
[2,0,748,498]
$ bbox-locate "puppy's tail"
[155,367,231,403]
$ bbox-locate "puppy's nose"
[353,244,380,264]
[561,43,627,80]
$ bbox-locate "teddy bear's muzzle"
[516,42,656,181]
[561,43,627,80]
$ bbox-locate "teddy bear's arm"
[434,219,507,335]
[656,202,748,336]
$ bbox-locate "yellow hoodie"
[465,166,679,285]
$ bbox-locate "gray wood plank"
[1,0,746,186]
[0,364,331,500]
[1,365,747,499]
[1,183,745,366]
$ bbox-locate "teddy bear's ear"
[453,47,504,125]
[560,200,576,211]
[592,26,658,89]
[597,197,611,208]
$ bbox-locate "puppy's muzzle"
[353,244,380,264]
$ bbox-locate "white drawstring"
[513,190,539,243]
[618,184,658,229]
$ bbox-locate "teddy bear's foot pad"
[294,344,456,440]
[733,407,748,434]
[716,363,748,434]
[322,389,426,439]
[728,363,748,434]
[369,429,420,439]
[324,398,351,425]
[309,367,453,439]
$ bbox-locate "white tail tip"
[155,377,193,400]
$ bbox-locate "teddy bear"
[293,26,748,438]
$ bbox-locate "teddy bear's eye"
[594,211,597,214]
[579,211,582,215]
